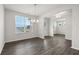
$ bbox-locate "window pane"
[25,17,31,32]
[16,16,25,32]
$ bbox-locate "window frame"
[15,15,32,34]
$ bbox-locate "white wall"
[44,17,50,36]
[65,10,72,40]
[38,16,44,39]
[49,18,54,36]
[39,5,72,39]
[52,6,72,40]
[53,9,72,40]
[38,15,54,39]
[72,5,79,50]
[5,9,39,42]
[0,5,4,54]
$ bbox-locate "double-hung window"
[16,15,31,33]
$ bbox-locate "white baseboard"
[71,46,79,50]
[0,41,5,54]
[66,39,71,40]
[65,37,72,40]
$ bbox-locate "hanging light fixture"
[31,4,39,23]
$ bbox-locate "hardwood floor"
[1,34,79,55]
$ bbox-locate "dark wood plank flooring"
[1,34,79,55]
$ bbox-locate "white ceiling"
[4,4,60,16]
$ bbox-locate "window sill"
[16,31,30,34]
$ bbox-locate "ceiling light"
[32,4,39,23]
[36,19,39,22]
[55,11,67,18]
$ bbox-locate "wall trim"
[71,46,79,50]
[5,37,44,44]
[0,42,5,54]
[54,34,65,35]
[65,39,71,40]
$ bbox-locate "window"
[16,16,31,33]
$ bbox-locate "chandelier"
[31,4,39,23]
